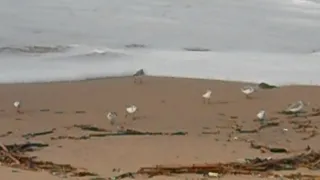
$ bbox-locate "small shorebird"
[13,101,22,114]
[125,105,138,120]
[241,86,255,99]
[285,100,309,116]
[256,110,266,125]
[202,89,212,104]
[106,111,117,125]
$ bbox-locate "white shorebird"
[256,110,266,125]
[106,111,117,125]
[202,89,212,104]
[13,101,22,114]
[285,100,309,116]
[125,105,138,120]
[241,86,255,99]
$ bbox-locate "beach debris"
[201,130,220,135]
[240,86,255,99]
[51,135,90,140]
[106,111,117,125]
[4,142,48,153]
[291,120,314,132]
[305,107,320,117]
[234,120,279,134]
[250,141,290,153]
[70,124,110,132]
[111,150,320,179]
[51,128,187,140]
[125,105,138,120]
[0,131,13,138]
[230,115,238,119]
[235,128,258,134]
[202,89,212,104]
[258,121,280,130]
[13,101,22,114]
[302,130,318,140]
[0,142,97,177]
[206,172,220,178]
[109,172,135,180]
[22,128,56,139]
[258,82,277,89]
[91,177,107,180]
[290,119,318,139]
[133,69,144,84]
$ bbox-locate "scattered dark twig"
[51,129,187,140]
[22,129,56,139]
[0,131,13,138]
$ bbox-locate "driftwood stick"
[0,142,20,165]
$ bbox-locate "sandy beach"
[0,76,320,179]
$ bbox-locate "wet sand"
[0,76,320,179]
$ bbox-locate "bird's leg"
[125,112,128,118]
[110,120,115,125]
[139,77,143,84]
[16,107,21,114]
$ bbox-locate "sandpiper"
[13,101,22,114]
[125,105,138,120]
[285,100,309,116]
[202,89,212,104]
[241,86,255,99]
[256,110,266,126]
[106,111,117,125]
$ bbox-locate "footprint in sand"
[54,111,64,114]
[39,109,50,112]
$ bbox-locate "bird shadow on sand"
[129,115,147,121]
[203,100,233,105]
[242,96,259,100]
[39,108,50,112]
[54,111,65,114]
[214,100,233,105]
[39,109,86,115]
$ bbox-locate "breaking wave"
[0,44,129,60]
[69,48,128,59]
[0,45,71,54]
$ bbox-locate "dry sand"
[0,76,320,179]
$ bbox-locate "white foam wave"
[0,49,320,85]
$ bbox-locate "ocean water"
[1,0,320,85]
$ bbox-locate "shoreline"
[0,75,318,88]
